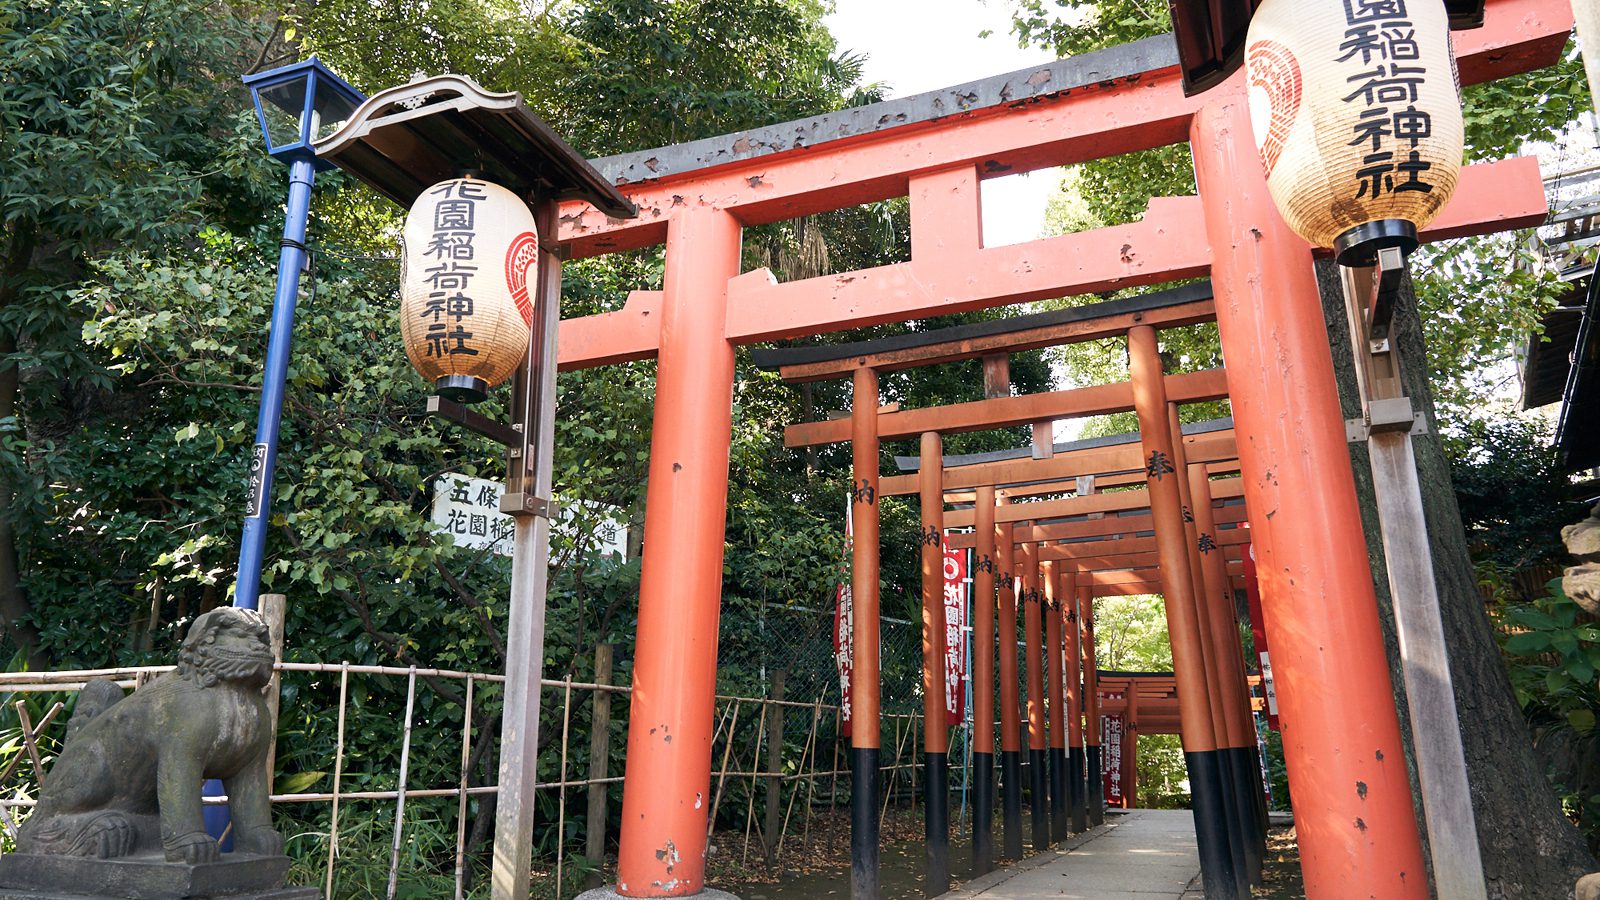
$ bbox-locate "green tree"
[0,0,279,667]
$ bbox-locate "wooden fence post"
[763,670,788,862]
[261,593,286,792]
[586,643,614,886]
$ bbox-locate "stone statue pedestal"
[0,852,317,899]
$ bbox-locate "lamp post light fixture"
[236,58,365,612]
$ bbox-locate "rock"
[1562,504,1600,562]
[1564,563,1600,617]
[1575,871,1600,900]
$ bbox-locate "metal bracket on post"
[1366,246,1407,339]
[426,395,523,447]
[500,492,558,519]
[1345,397,1428,443]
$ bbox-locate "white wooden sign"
[430,474,630,559]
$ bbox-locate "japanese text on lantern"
[421,180,485,359]
[1340,0,1433,201]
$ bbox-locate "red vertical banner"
[942,540,967,726]
[834,496,854,727]
[1241,541,1279,731]
[1102,712,1124,806]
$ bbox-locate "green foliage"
[1496,579,1600,729]
[1493,576,1600,845]
[1445,414,1580,570]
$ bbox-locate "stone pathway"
[942,810,1204,900]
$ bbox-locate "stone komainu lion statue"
[17,607,283,863]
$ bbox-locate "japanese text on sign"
[834,497,854,727]
[942,543,968,725]
[430,474,629,558]
[1103,713,1124,805]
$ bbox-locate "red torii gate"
[545,1,1565,896]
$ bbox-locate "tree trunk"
[0,225,44,670]
[1315,260,1596,897]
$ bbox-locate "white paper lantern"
[400,177,537,402]
[1245,0,1464,264]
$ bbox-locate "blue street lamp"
[236,59,364,612]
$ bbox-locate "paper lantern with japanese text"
[400,177,536,402]
[1245,0,1464,264]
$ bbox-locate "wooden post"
[995,498,1023,862]
[614,208,742,898]
[763,670,787,861]
[261,593,286,793]
[586,644,615,886]
[1125,685,1139,810]
[1189,465,1267,875]
[1168,405,1252,889]
[1128,324,1239,898]
[1061,572,1086,834]
[1043,559,1067,842]
[492,197,565,900]
[972,485,997,876]
[1193,97,1427,900]
[1079,584,1103,825]
[850,365,882,900]
[918,432,950,897]
[1019,542,1048,851]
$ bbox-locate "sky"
[821,0,1068,247]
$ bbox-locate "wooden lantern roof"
[1170,0,1488,96]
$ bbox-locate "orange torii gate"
[544,1,1565,897]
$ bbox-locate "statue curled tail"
[20,678,137,858]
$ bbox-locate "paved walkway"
[945,810,1203,900]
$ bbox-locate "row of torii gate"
[752,281,1270,898]
[541,1,1570,897]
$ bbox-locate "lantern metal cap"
[313,74,636,219]
[436,374,490,404]
[1170,0,1488,96]
[1334,219,1418,268]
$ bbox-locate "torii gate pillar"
[1192,93,1428,899]
[615,208,742,897]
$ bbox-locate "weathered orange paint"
[1020,542,1045,753]
[1192,94,1428,899]
[784,368,1229,448]
[997,501,1021,756]
[945,474,1245,528]
[1128,325,1216,756]
[851,367,882,749]
[1062,569,1083,751]
[552,0,1564,258]
[879,429,1237,497]
[615,209,741,897]
[1190,463,1255,755]
[1044,560,1065,753]
[1080,584,1100,752]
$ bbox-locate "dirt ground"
[1252,826,1306,899]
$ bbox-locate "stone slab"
[576,886,739,900]
[0,889,315,900]
[0,853,308,899]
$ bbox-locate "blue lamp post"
[236,58,365,611]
